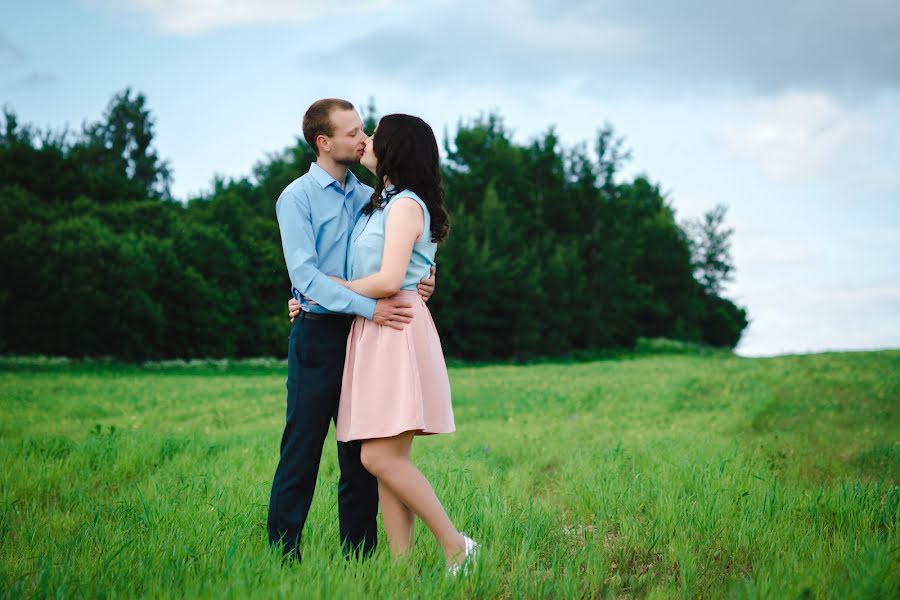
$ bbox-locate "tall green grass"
[1,350,897,598]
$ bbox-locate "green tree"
[0,89,750,359]
[430,182,539,359]
[623,177,700,341]
[70,88,172,203]
[0,108,83,203]
[685,204,735,296]
[699,294,749,349]
[2,215,162,359]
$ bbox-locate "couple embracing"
[266,98,478,575]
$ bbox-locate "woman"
[328,113,478,574]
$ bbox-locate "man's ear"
[317,134,329,154]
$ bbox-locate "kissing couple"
[266,98,479,576]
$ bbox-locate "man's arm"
[296,265,433,302]
[276,188,376,319]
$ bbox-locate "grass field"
[1,349,897,598]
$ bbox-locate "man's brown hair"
[303,98,355,155]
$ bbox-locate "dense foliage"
[0,90,747,360]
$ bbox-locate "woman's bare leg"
[378,477,415,556]
[361,431,466,566]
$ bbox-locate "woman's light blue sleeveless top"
[347,189,437,290]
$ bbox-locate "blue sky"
[3,0,899,356]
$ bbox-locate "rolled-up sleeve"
[276,188,376,319]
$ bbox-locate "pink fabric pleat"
[335,291,455,441]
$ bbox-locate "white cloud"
[88,0,397,34]
[717,91,872,180]
[474,0,642,57]
[320,0,900,98]
[734,280,900,356]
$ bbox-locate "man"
[267,98,436,563]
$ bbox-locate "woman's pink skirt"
[335,290,455,441]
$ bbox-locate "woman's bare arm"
[331,197,425,298]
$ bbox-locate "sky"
[3,0,899,357]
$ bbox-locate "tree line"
[0,89,747,361]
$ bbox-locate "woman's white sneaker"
[448,534,479,576]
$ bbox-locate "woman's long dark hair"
[363,114,450,243]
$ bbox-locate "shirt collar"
[309,162,359,193]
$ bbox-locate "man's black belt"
[299,310,354,322]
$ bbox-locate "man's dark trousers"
[267,313,379,563]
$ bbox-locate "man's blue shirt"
[275,163,376,319]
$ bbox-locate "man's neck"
[316,158,349,190]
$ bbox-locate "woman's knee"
[361,433,413,476]
[360,443,389,476]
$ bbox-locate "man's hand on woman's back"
[288,298,302,323]
[417,265,436,302]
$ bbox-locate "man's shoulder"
[278,173,315,204]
